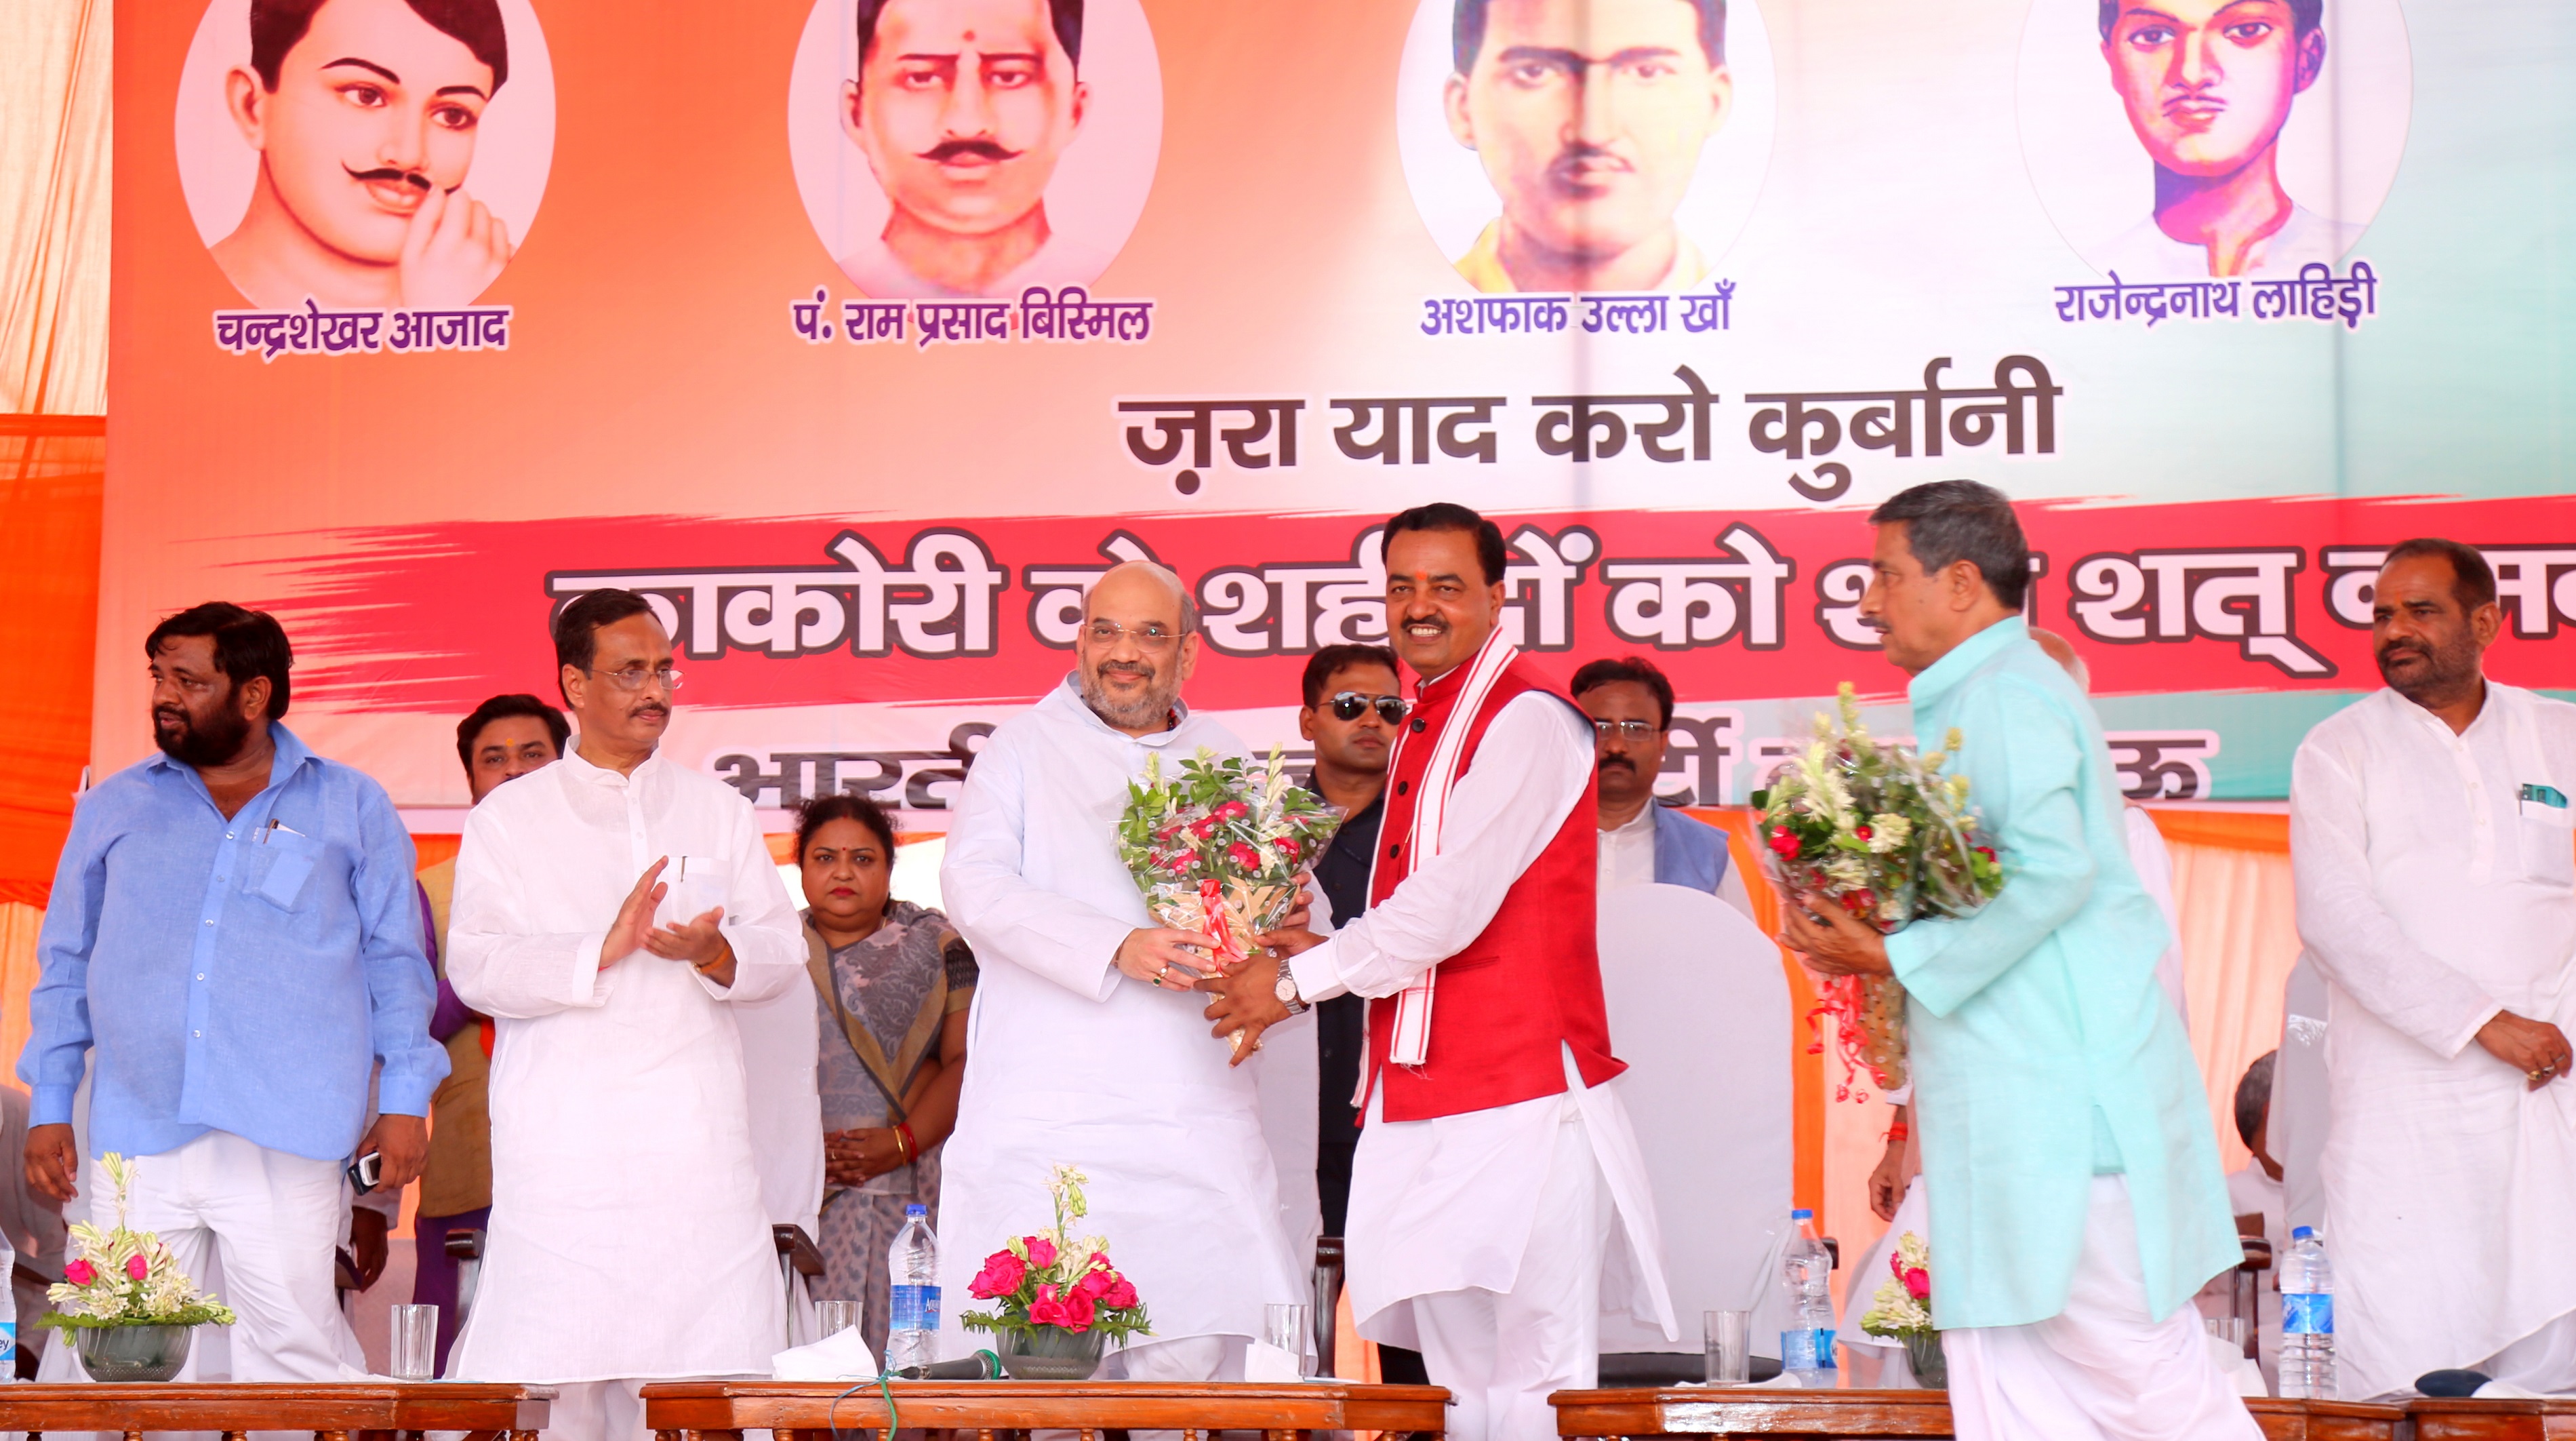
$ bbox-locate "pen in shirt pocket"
[256,818,306,844]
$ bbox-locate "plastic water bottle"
[1779,1208,1836,1385]
[2279,1225,2336,1399]
[0,1229,15,1379]
[885,1204,940,1373]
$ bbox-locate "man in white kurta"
[1209,511,1674,1441]
[938,562,1302,1381]
[2291,539,2576,1399]
[447,593,805,1441]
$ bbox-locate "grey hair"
[1868,479,2033,611]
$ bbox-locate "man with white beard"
[2291,538,2576,1398]
[937,561,1302,1381]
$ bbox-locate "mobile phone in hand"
[346,1151,382,1196]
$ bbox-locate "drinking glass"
[388,1304,438,1381]
[817,1299,862,1339]
[1704,1309,1752,1385]
[1264,1302,1312,1370]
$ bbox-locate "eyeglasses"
[1592,719,1661,741]
[1330,692,1409,724]
[1083,620,1180,652]
[586,665,683,692]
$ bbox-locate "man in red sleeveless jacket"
[1206,504,1676,1441]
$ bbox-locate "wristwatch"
[1273,964,1310,1017]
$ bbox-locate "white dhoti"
[81,1130,356,1384]
[545,1379,649,1441]
[1352,1050,1666,1441]
[1401,1096,1607,1441]
[2478,1309,2576,1394]
[1944,1177,2258,1441]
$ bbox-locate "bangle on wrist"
[1885,1119,1910,1143]
[894,1121,918,1165]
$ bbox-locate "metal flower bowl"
[76,1323,193,1382]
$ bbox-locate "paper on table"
[1243,1340,1304,1382]
[773,1324,881,1381]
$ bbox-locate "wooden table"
[0,1381,554,1440]
[1549,1387,2409,1440]
[2410,1398,2576,1439]
[642,1380,1450,1440]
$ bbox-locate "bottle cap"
[1791,1208,1813,1220]
[906,1203,928,1217]
[2291,1225,2314,1240]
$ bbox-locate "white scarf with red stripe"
[1374,629,1520,1068]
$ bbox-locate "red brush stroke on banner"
[240,494,2576,715]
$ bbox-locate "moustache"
[1095,660,1155,680]
[1597,756,1634,772]
[919,138,1021,165]
[1547,142,1632,182]
[153,707,188,729]
[344,165,432,191]
[628,703,670,720]
[1399,612,1450,631]
[2377,640,2431,662]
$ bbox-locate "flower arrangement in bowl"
[960,1164,1151,1380]
[1753,684,2005,1099]
[41,1153,236,1382]
[1118,748,1342,1051]
[1857,1231,1944,1389]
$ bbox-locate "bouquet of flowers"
[961,1164,1151,1346]
[1857,1231,1944,1387]
[1116,747,1343,976]
[1753,684,2005,1098]
[41,1153,237,1332]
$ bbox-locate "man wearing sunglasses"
[1293,643,1431,1385]
[443,588,811,1440]
[1572,655,1752,920]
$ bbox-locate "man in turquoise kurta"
[1784,481,2251,1440]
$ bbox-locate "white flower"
[1865,813,1912,853]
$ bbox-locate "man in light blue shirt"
[19,603,444,1382]
[1782,483,2251,1441]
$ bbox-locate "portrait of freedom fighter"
[1445,0,1734,294]
[835,0,1110,300]
[209,0,519,313]
[2093,0,2364,279]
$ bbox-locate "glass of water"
[1264,1302,1311,1370]
[817,1299,861,1338]
[389,1304,438,1381]
[1704,1309,1752,1385]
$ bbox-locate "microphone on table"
[894,1351,1003,1380]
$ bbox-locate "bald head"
[1083,561,1197,635]
[1075,561,1201,736]
[2032,626,2090,693]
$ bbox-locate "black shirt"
[1308,783,1384,1239]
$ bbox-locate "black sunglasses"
[1330,691,1409,724]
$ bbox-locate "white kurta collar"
[1041,670,1198,748]
[560,744,665,789]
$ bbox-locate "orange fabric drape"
[0,0,110,417]
[0,415,104,907]
[2151,810,2300,1174]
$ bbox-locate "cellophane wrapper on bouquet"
[1754,684,2005,1099]
[1118,748,1344,970]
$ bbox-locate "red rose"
[1061,1290,1098,1331]
[1029,1283,1073,1328]
[1840,888,1874,913]
[968,1249,1028,1299]
[1216,802,1249,821]
[1024,1236,1058,1270]
[1102,1276,1140,1309]
[1226,842,1262,871]
[1974,845,1996,861]
[1854,823,1874,841]
[1190,816,1218,839]
[1272,837,1301,861]
[125,1254,150,1281]
[1075,1266,1116,1300]
[1902,1266,1931,1301]
[64,1258,94,1286]
[1768,827,1801,857]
